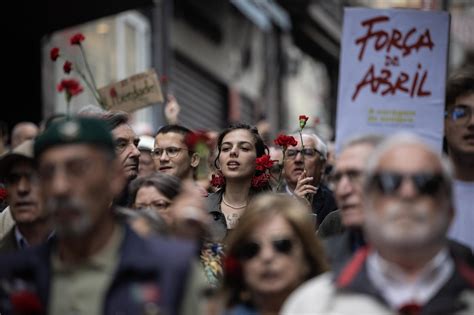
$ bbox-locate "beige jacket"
[0,207,14,240]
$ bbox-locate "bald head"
[11,122,39,149]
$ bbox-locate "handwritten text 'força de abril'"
[351,15,434,101]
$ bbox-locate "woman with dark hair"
[207,123,272,240]
[222,193,328,315]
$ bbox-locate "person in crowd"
[281,130,337,227]
[128,172,181,226]
[0,117,203,315]
[153,124,200,181]
[0,140,53,253]
[207,123,272,240]
[268,145,283,189]
[101,110,141,206]
[444,66,474,252]
[317,135,383,267]
[10,121,39,149]
[137,135,157,177]
[222,193,328,315]
[282,133,474,314]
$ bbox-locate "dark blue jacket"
[0,225,197,315]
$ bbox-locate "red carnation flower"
[223,254,242,280]
[255,154,274,171]
[274,134,297,148]
[70,33,85,45]
[210,174,225,188]
[0,188,7,200]
[50,47,60,61]
[110,87,118,98]
[299,115,309,129]
[10,290,43,314]
[63,61,72,74]
[185,131,211,152]
[57,79,84,97]
[398,303,422,315]
[251,173,271,188]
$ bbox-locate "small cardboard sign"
[335,8,450,154]
[98,69,164,112]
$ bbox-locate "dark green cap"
[34,117,116,158]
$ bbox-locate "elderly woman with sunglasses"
[221,193,328,315]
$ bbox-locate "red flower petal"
[63,61,72,74]
[50,47,60,61]
[70,33,85,45]
[210,174,225,188]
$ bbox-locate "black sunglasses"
[369,172,446,196]
[237,238,294,260]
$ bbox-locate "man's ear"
[190,152,200,168]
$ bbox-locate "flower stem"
[298,129,313,204]
[79,44,104,107]
[276,149,285,192]
[75,67,103,107]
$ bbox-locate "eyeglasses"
[329,169,362,186]
[134,200,171,211]
[237,238,294,260]
[286,148,320,159]
[445,105,472,126]
[151,147,188,158]
[368,172,446,196]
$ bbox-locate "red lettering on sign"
[355,15,434,61]
[352,64,431,101]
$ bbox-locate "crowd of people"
[0,65,473,315]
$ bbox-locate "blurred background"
[4,0,474,144]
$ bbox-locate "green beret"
[34,117,116,158]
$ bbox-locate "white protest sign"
[98,69,164,112]
[335,8,450,154]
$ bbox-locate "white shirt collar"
[367,247,454,308]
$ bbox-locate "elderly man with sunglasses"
[444,66,474,252]
[281,131,337,227]
[282,132,474,314]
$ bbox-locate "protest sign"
[335,8,450,154]
[98,69,164,112]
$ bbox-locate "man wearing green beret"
[0,117,203,315]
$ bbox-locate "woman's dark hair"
[214,123,270,192]
[128,173,181,207]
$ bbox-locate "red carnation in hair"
[210,173,225,188]
[255,154,274,171]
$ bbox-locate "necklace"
[222,195,247,209]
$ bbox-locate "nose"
[16,176,32,194]
[130,143,141,158]
[398,177,418,199]
[230,146,239,157]
[259,242,276,262]
[159,150,170,162]
[50,168,71,196]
